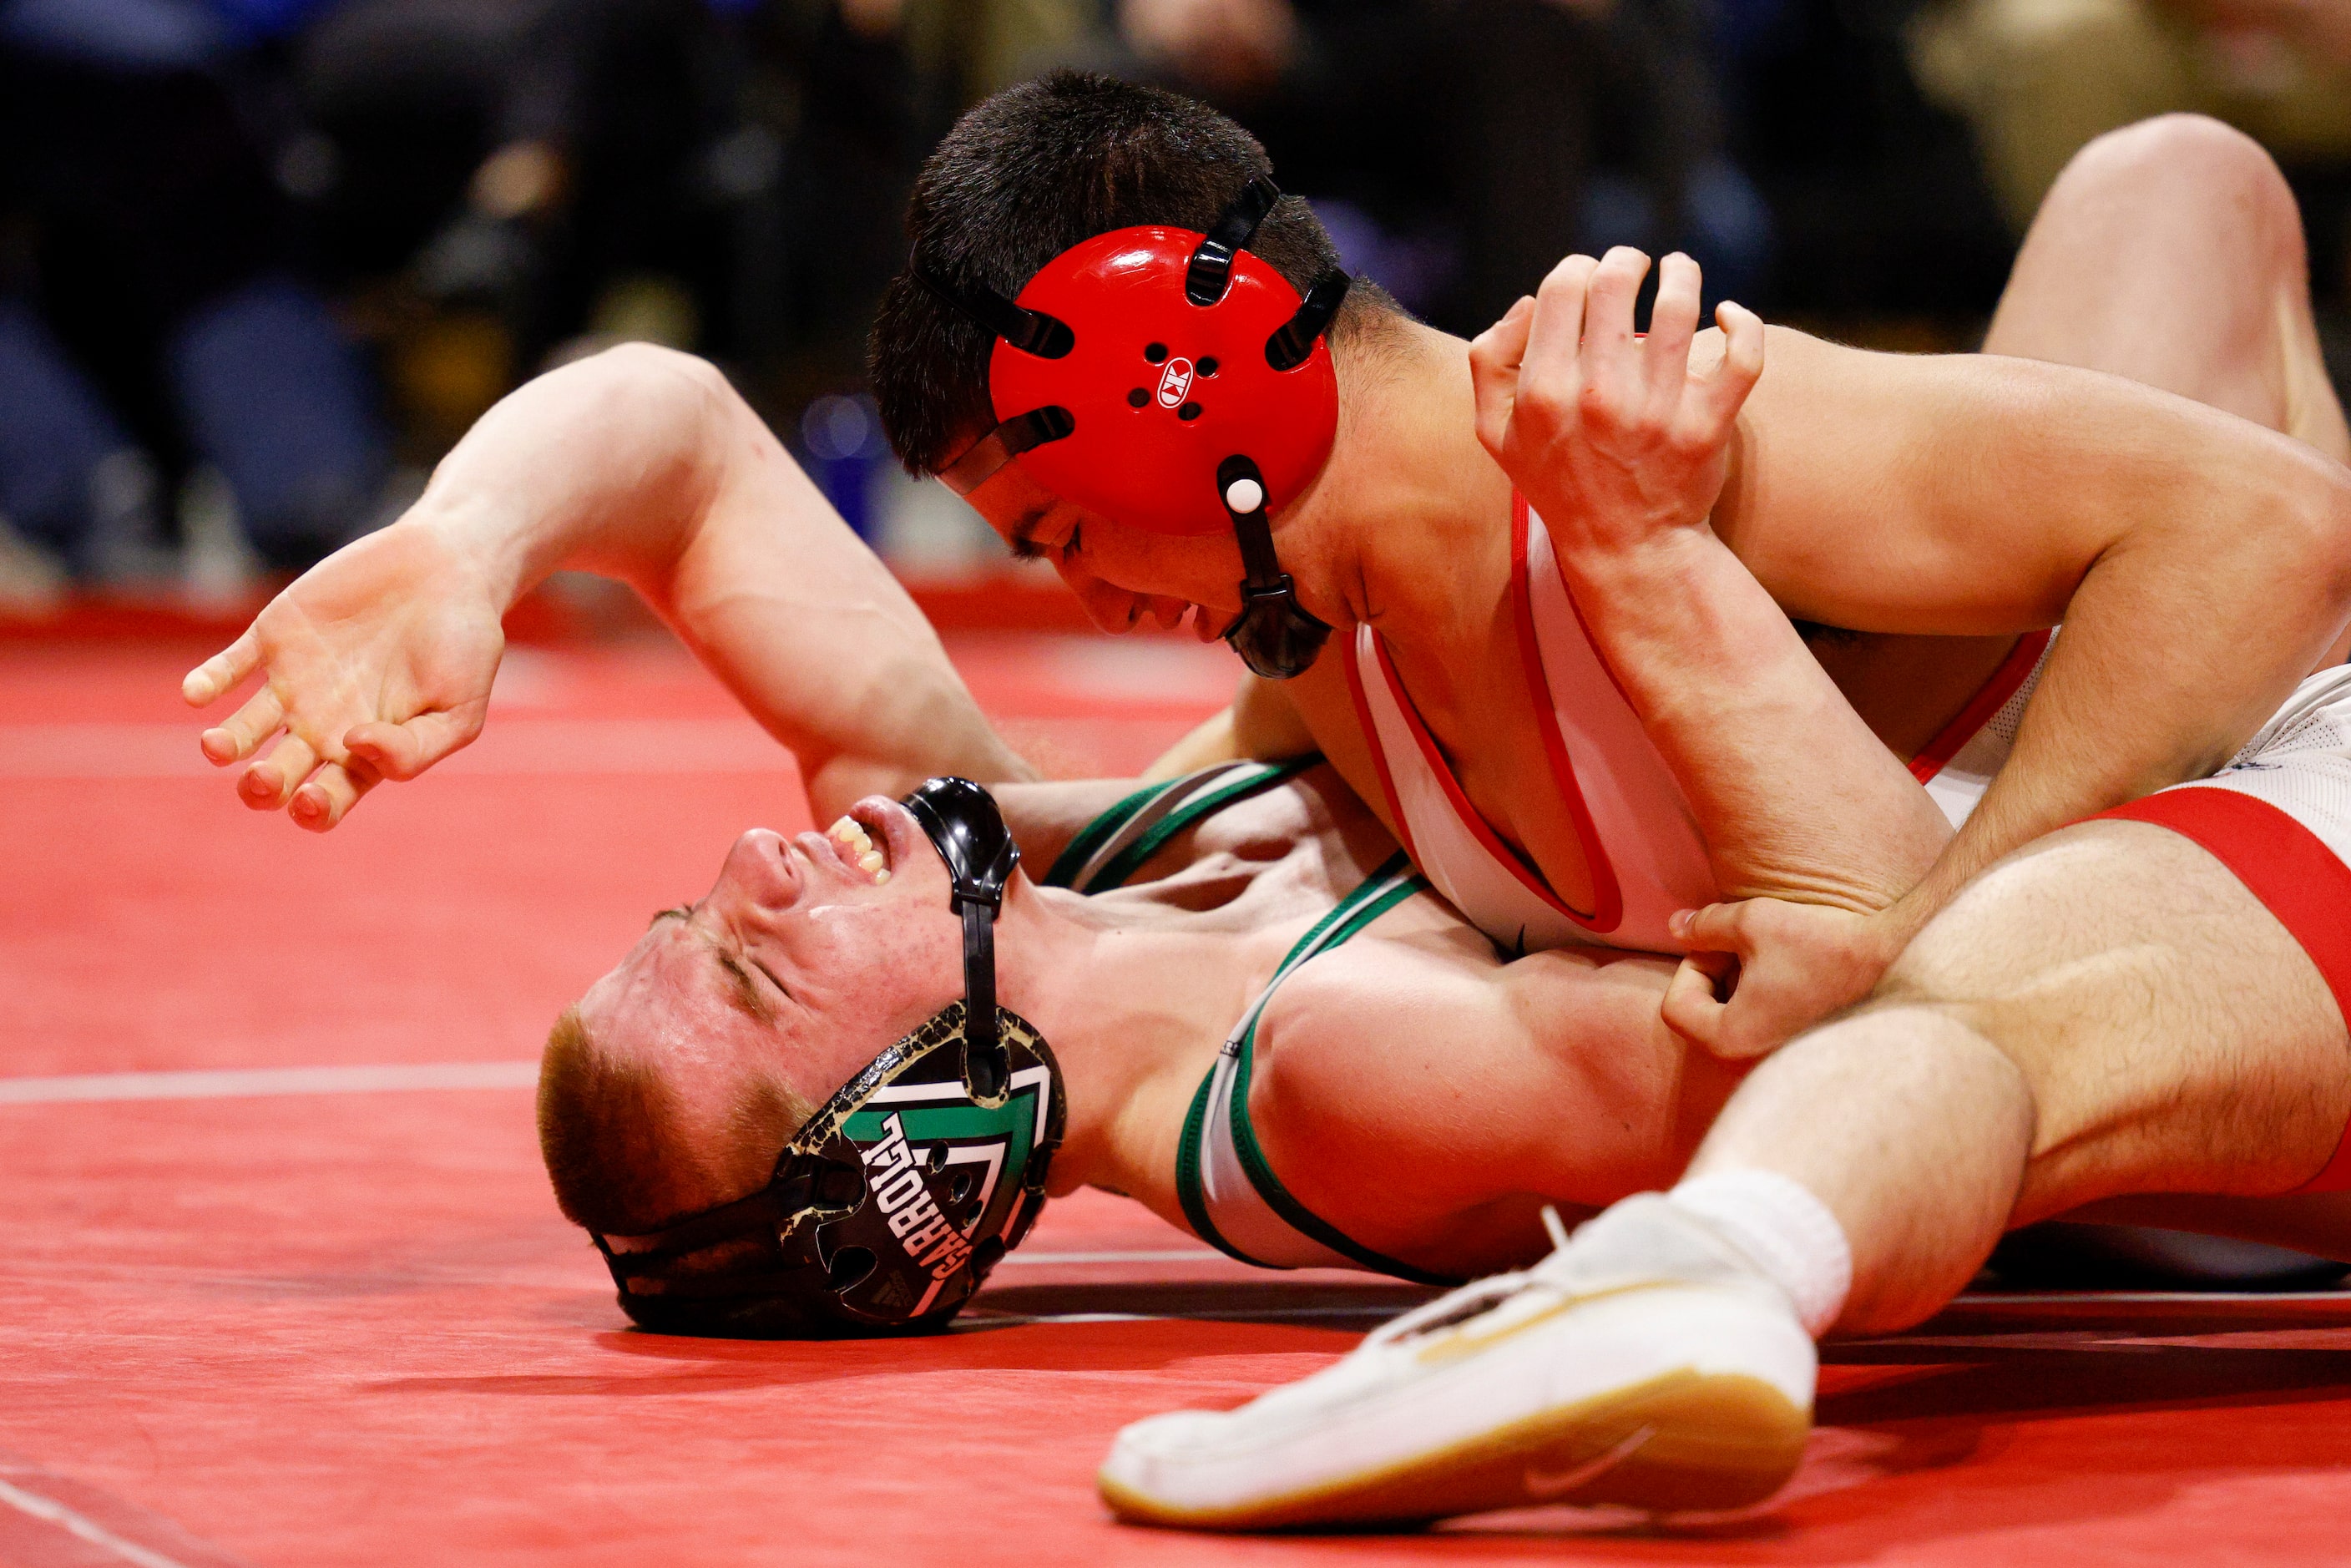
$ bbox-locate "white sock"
[1667,1169,1853,1337]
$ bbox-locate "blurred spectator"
[1730,0,2015,324]
[0,0,389,592]
[1909,0,2351,230]
[1073,0,1771,331]
[291,0,768,442]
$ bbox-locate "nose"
[706,827,794,912]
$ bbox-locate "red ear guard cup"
[988,228,1339,538]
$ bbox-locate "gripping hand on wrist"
[1661,898,1904,1060]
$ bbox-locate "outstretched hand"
[181,523,507,831]
[1661,897,1904,1060]
[1468,247,1764,557]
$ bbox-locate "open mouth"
[822,801,901,885]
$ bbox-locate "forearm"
[1562,529,1951,909]
[1726,336,2351,922]
[411,345,1030,812]
[407,344,731,607]
[1896,479,2351,933]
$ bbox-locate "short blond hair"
[536,1006,814,1233]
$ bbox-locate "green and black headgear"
[592,778,1065,1336]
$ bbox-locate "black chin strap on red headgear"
[916,176,1346,680]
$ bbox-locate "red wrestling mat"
[7,635,2351,1568]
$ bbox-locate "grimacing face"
[573,799,969,1120]
[960,453,1252,643]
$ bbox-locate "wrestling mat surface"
[7,630,2350,1567]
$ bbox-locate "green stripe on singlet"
[1042,781,1161,890]
[1092,756,1317,891]
[1174,852,1460,1286]
[1041,756,1318,893]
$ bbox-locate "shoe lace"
[1362,1206,1580,1349]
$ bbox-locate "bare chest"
[1381,625,1605,914]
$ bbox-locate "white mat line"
[0,1061,539,1105]
[0,1478,193,1568]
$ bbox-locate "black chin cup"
[1216,454,1331,680]
[901,776,1021,1097]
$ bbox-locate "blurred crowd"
[3,0,2349,602]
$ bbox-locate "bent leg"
[1685,819,2351,1332]
[1984,114,2351,467]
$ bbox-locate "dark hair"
[870,70,1396,476]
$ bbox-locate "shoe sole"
[1099,1366,1808,1530]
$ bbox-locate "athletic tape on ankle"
[1668,1170,1853,1337]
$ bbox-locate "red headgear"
[919,177,1347,678]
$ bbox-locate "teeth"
[829,814,887,882]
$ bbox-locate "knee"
[2054,115,2301,249]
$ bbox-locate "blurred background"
[3,0,2349,616]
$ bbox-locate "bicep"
[1717,331,2215,633]
[1249,943,1694,1223]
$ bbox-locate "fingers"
[200,685,285,766]
[1644,253,1704,417]
[239,731,319,812]
[1468,295,1535,458]
[182,630,259,708]
[344,706,483,783]
[1661,953,1736,1054]
[1576,246,1651,407]
[1690,299,1767,437]
[1668,901,1749,955]
[1519,253,1600,392]
[289,759,381,833]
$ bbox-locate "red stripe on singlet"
[2099,787,2351,1192]
[1909,629,2054,784]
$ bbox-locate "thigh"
[1982,115,2351,465]
[1880,820,2351,1216]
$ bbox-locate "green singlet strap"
[1174,852,1459,1286]
[1042,782,1160,890]
[1043,756,1318,893]
[1226,858,1454,1285]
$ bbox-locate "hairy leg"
[1685,820,2350,1332]
[1985,114,2351,468]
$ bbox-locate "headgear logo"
[1155,357,1196,408]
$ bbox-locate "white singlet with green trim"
[1048,764,1454,1285]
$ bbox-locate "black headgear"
[592,778,1065,1336]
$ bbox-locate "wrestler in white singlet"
[1348,495,2055,955]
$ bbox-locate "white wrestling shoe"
[1098,1195,1818,1530]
